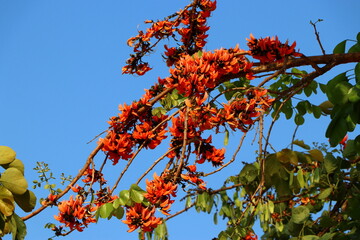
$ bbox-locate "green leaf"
[343,140,359,158]
[297,169,305,188]
[319,233,336,240]
[293,140,310,150]
[319,83,327,93]
[130,184,145,192]
[13,213,26,240]
[348,85,360,103]
[313,168,320,183]
[276,149,298,165]
[304,86,312,97]
[99,202,114,219]
[333,40,346,54]
[326,114,348,147]
[348,43,360,53]
[346,114,356,132]
[282,100,293,119]
[296,101,307,115]
[294,114,305,125]
[13,190,36,212]
[112,206,124,220]
[213,212,218,225]
[292,68,306,75]
[154,221,167,240]
[318,187,332,200]
[312,105,322,119]
[324,154,339,174]
[268,201,274,214]
[275,221,284,232]
[350,101,360,124]
[118,190,130,206]
[291,205,310,224]
[355,63,360,83]
[302,235,320,240]
[0,168,28,195]
[330,81,353,105]
[224,128,229,146]
[308,149,324,162]
[318,101,333,115]
[1,159,24,175]
[112,198,120,209]
[326,72,348,104]
[220,205,232,218]
[0,146,16,165]
[0,186,15,217]
[185,196,192,208]
[239,164,258,184]
[130,189,144,203]
[206,195,214,213]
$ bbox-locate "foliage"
[5,1,360,240]
[0,146,36,239]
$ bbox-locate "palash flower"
[247,33,301,63]
[181,173,207,190]
[244,232,258,240]
[144,173,177,215]
[54,195,96,232]
[122,203,162,233]
[221,89,274,132]
[339,134,348,150]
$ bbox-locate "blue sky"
[1,1,359,239]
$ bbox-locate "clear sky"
[1,1,359,239]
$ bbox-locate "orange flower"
[82,168,106,184]
[244,232,258,240]
[144,173,177,215]
[186,164,197,172]
[122,203,162,233]
[54,195,96,232]
[221,89,274,132]
[247,34,301,63]
[42,193,58,206]
[300,197,315,206]
[339,134,348,150]
[181,173,207,190]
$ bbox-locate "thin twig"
[87,129,108,144]
[173,107,190,181]
[136,146,181,184]
[22,141,105,221]
[257,57,288,87]
[310,19,326,55]
[290,125,300,151]
[165,202,195,221]
[110,143,146,194]
[204,132,247,177]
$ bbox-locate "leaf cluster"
[0,146,37,240]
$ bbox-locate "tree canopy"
[1,1,360,239]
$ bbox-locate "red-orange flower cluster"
[100,85,168,164]
[181,165,207,190]
[222,89,274,132]
[339,134,348,150]
[247,33,302,63]
[82,168,106,184]
[54,196,96,232]
[177,0,217,50]
[123,0,217,75]
[122,203,162,233]
[160,46,253,105]
[144,173,177,215]
[168,108,225,166]
[244,232,258,240]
